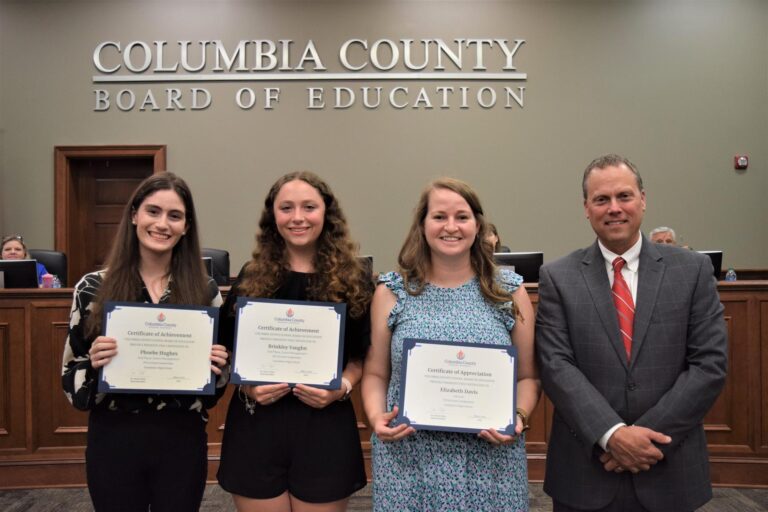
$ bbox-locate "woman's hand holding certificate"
[371,405,416,442]
[89,336,118,369]
[97,302,219,395]
[396,339,518,435]
[292,383,343,408]
[241,382,292,405]
[209,344,229,375]
[231,298,346,389]
[478,427,517,446]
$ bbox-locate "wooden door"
[68,158,152,280]
[54,146,166,285]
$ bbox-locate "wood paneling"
[762,300,768,453]
[703,299,751,453]
[0,303,27,451]
[69,159,153,275]
[0,322,10,437]
[34,300,89,449]
[1,283,767,489]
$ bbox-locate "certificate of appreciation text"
[230,298,345,389]
[397,339,517,434]
[98,302,218,395]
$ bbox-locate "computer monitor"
[0,259,39,288]
[697,251,723,280]
[493,252,544,283]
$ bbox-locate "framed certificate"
[396,338,517,434]
[230,297,346,389]
[98,302,219,395]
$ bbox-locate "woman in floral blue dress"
[362,178,540,512]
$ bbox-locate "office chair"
[201,248,231,286]
[28,249,68,287]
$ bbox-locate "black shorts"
[217,391,367,503]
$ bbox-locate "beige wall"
[1,0,766,275]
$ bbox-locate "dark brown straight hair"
[85,172,210,338]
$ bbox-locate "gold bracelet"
[516,407,530,433]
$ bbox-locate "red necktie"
[612,257,634,361]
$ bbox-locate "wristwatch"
[338,377,353,401]
[516,407,530,433]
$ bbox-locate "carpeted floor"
[0,483,766,511]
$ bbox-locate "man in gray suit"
[536,154,727,512]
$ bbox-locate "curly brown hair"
[398,177,516,312]
[236,171,372,318]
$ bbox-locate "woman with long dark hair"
[62,172,228,511]
[217,171,372,512]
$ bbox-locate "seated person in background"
[1,234,48,285]
[649,226,677,245]
[486,223,511,252]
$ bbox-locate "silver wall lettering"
[235,88,280,109]
[180,41,209,72]
[93,42,120,73]
[214,40,249,72]
[496,39,525,70]
[91,37,527,111]
[191,88,212,109]
[92,88,214,111]
[401,39,429,71]
[94,89,110,110]
[166,88,184,110]
[123,41,152,73]
[370,39,399,70]
[153,41,178,72]
[140,90,160,111]
[339,39,366,71]
[307,87,325,109]
[295,40,326,71]
[116,89,136,110]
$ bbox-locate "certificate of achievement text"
[98,302,218,395]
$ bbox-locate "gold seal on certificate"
[230,297,346,389]
[98,302,219,395]
[396,339,517,434]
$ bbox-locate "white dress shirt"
[596,236,642,451]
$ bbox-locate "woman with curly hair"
[217,171,373,512]
[362,177,540,511]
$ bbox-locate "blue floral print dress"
[372,269,529,512]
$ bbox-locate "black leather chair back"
[201,248,230,286]
[28,249,68,287]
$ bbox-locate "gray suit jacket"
[535,237,727,512]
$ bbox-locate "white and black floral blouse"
[61,271,227,420]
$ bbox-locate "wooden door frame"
[53,145,166,278]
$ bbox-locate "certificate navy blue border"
[230,297,346,389]
[396,338,518,435]
[98,301,219,395]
